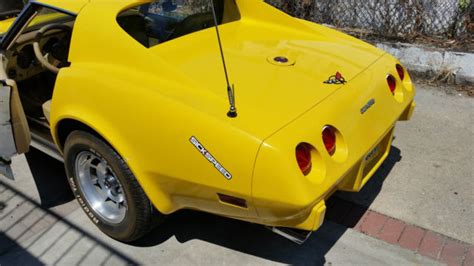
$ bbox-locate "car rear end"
[251,53,416,232]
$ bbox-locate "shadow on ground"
[0,146,402,264]
[0,148,136,265]
[133,145,402,264]
[24,148,74,208]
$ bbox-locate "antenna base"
[227,109,238,118]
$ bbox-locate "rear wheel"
[64,131,161,242]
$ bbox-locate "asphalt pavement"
[0,82,472,265]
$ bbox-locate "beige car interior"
[7,79,31,154]
[0,56,31,154]
[0,56,31,153]
[0,9,75,157]
[6,28,69,122]
[42,100,51,123]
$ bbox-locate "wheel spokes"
[75,151,127,224]
[94,161,109,181]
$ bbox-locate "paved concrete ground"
[338,82,474,244]
[0,179,438,265]
[0,82,472,265]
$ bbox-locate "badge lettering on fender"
[190,136,232,180]
[360,99,376,114]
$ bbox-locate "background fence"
[266,0,473,41]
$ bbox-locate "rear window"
[118,0,241,48]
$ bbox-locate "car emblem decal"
[324,72,347,85]
[360,98,376,114]
[190,136,232,180]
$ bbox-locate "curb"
[326,197,473,266]
[375,42,474,86]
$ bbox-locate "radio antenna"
[208,0,237,118]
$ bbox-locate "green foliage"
[459,0,471,11]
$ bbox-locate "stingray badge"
[324,72,347,85]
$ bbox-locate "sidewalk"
[376,42,474,85]
[0,179,439,265]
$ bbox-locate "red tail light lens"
[386,75,397,94]
[322,126,336,155]
[396,64,405,80]
[296,143,312,175]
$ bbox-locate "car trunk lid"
[151,19,385,139]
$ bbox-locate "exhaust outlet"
[269,227,312,245]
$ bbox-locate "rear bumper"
[270,125,395,231]
[293,101,415,230]
[339,101,416,194]
[251,55,416,232]
[399,100,416,121]
[256,99,415,231]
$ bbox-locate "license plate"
[365,145,380,163]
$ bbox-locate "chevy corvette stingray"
[0,0,415,243]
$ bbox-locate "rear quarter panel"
[51,64,262,219]
[50,0,262,219]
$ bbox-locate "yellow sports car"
[0,0,415,243]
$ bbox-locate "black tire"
[64,130,162,242]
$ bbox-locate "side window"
[117,0,240,48]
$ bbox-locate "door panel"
[0,84,17,179]
[8,79,31,153]
[0,54,31,179]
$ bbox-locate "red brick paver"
[376,218,405,245]
[360,211,388,237]
[463,245,474,266]
[325,197,473,266]
[440,239,467,266]
[398,225,426,251]
[418,231,445,259]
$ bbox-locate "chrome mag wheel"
[75,151,127,224]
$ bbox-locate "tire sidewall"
[64,132,140,241]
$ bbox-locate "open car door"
[0,53,31,179]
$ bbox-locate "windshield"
[0,0,26,37]
[0,0,25,19]
[22,7,72,34]
[118,0,240,48]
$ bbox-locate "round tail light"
[296,143,312,175]
[396,64,405,81]
[386,74,397,94]
[322,126,336,156]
